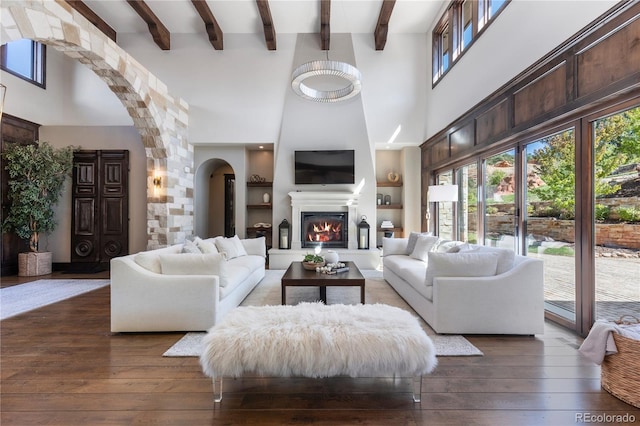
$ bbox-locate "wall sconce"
[426,184,459,233]
[153,176,162,188]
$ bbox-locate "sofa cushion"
[158,253,229,286]
[134,245,181,273]
[458,244,515,275]
[221,255,264,294]
[215,235,248,259]
[434,240,465,253]
[241,236,266,257]
[385,255,428,286]
[181,239,201,254]
[409,235,440,262]
[425,252,500,287]
[195,237,219,254]
[406,232,433,255]
[382,238,409,256]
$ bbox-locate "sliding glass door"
[455,162,478,243]
[591,106,640,322]
[524,129,576,323]
[483,149,516,250]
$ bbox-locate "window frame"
[1,40,47,89]
[432,0,509,87]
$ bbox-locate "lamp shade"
[428,185,459,202]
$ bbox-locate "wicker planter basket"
[18,252,52,277]
[601,329,640,408]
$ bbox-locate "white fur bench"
[199,302,437,402]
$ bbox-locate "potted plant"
[302,253,325,270]
[2,141,75,276]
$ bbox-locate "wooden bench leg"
[412,375,422,403]
[212,376,223,403]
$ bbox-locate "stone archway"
[1,0,192,249]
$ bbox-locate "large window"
[432,0,509,85]
[1,39,46,88]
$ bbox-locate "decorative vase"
[263,192,270,203]
[324,250,339,264]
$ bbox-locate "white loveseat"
[111,236,266,332]
[383,235,544,335]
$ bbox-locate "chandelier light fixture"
[291,58,362,103]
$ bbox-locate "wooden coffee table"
[281,261,365,305]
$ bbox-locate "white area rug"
[164,270,483,357]
[0,279,110,320]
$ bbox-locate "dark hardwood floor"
[1,272,638,425]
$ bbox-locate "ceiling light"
[291,60,362,103]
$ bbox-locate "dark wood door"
[71,150,129,269]
[1,114,39,276]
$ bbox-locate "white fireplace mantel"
[288,191,361,250]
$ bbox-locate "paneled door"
[71,150,129,269]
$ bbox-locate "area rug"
[0,279,110,320]
[164,270,483,357]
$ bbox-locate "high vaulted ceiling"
[74,0,445,51]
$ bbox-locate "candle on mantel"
[360,235,366,248]
[281,236,287,249]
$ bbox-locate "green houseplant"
[2,141,75,275]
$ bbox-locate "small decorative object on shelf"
[262,192,270,203]
[250,174,266,183]
[387,171,400,183]
[376,193,383,205]
[384,195,391,205]
[358,215,370,250]
[279,219,291,249]
[324,250,339,264]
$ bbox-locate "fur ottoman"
[199,302,437,402]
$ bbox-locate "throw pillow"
[406,232,433,255]
[409,235,440,262]
[195,237,219,254]
[242,236,266,257]
[425,251,500,287]
[474,246,516,275]
[159,253,229,286]
[214,235,247,259]
[382,237,410,256]
[181,239,201,254]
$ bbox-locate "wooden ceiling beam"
[66,0,117,42]
[126,0,170,50]
[191,0,224,50]
[256,0,276,50]
[374,0,396,51]
[320,0,330,51]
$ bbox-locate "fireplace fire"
[301,212,348,249]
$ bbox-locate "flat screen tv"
[295,150,355,185]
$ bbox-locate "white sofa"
[383,235,544,335]
[111,236,266,332]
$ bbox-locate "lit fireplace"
[301,212,348,249]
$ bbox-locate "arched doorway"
[1,1,193,249]
[194,159,235,238]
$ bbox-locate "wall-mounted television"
[294,150,355,185]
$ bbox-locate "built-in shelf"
[377,227,403,233]
[377,204,402,209]
[247,203,272,209]
[376,181,402,187]
[247,182,273,187]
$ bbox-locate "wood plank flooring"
[1,272,638,425]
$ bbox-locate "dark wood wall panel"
[450,122,474,156]
[577,17,640,97]
[431,136,450,163]
[476,99,508,144]
[513,62,567,126]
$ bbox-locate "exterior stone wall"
[1,0,193,249]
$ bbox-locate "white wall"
[424,0,618,139]
[40,126,147,261]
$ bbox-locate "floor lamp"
[426,184,458,234]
